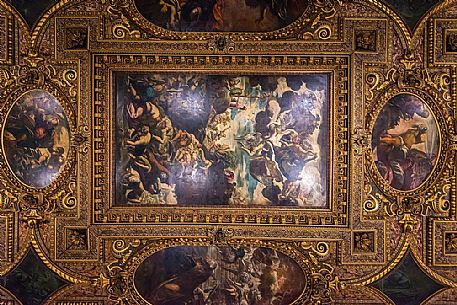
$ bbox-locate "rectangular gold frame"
[92,54,351,226]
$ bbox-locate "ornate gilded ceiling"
[0,0,456,304]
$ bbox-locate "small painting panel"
[2,90,71,188]
[133,0,308,32]
[371,252,444,305]
[0,249,68,305]
[114,73,329,207]
[354,29,377,52]
[444,232,457,254]
[352,231,375,253]
[9,0,58,29]
[382,0,439,30]
[65,27,89,50]
[371,94,439,191]
[64,228,89,251]
[134,245,305,305]
[445,30,457,53]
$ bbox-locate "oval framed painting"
[133,245,307,305]
[371,93,440,192]
[133,0,309,33]
[2,89,71,189]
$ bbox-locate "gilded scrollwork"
[352,127,369,156]
[363,182,389,215]
[102,0,142,39]
[73,125,91,154]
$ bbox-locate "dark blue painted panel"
[7,0,58,28]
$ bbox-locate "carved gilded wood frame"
[92,54,349,226]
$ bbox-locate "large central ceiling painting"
[114,73,329,207]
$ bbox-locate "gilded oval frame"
[365,88,450,197]
[123,239,314,305]
[119,0,335,41]
[0,84,77,195]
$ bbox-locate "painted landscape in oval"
[371,94,439,191]
[134,0,308,32]
[3,90,70,188]
[134,245,306,305]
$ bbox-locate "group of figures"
[115,73,328,207]
[372,94,439,191]
[135,246,304,305]
[134,0,308,32]
[3,90,70,188]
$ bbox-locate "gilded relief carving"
[0,0,456,304]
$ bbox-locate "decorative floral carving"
[65,27,89,50]
[207,227,234,245]
[73,125,90,154]
[353,231,375,253]
[355,30,377,52]
[65,228,89,250]
[207,35,235,53]
[445,232,457,254]
[352,127,369,156]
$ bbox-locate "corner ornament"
[102,0,141,39]
[385,196,426,233]
[366,52,451,106]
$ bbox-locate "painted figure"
[134,246,305,305]
[372,94,439,191]
[3,90,70,188]
[134,0,308,32]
